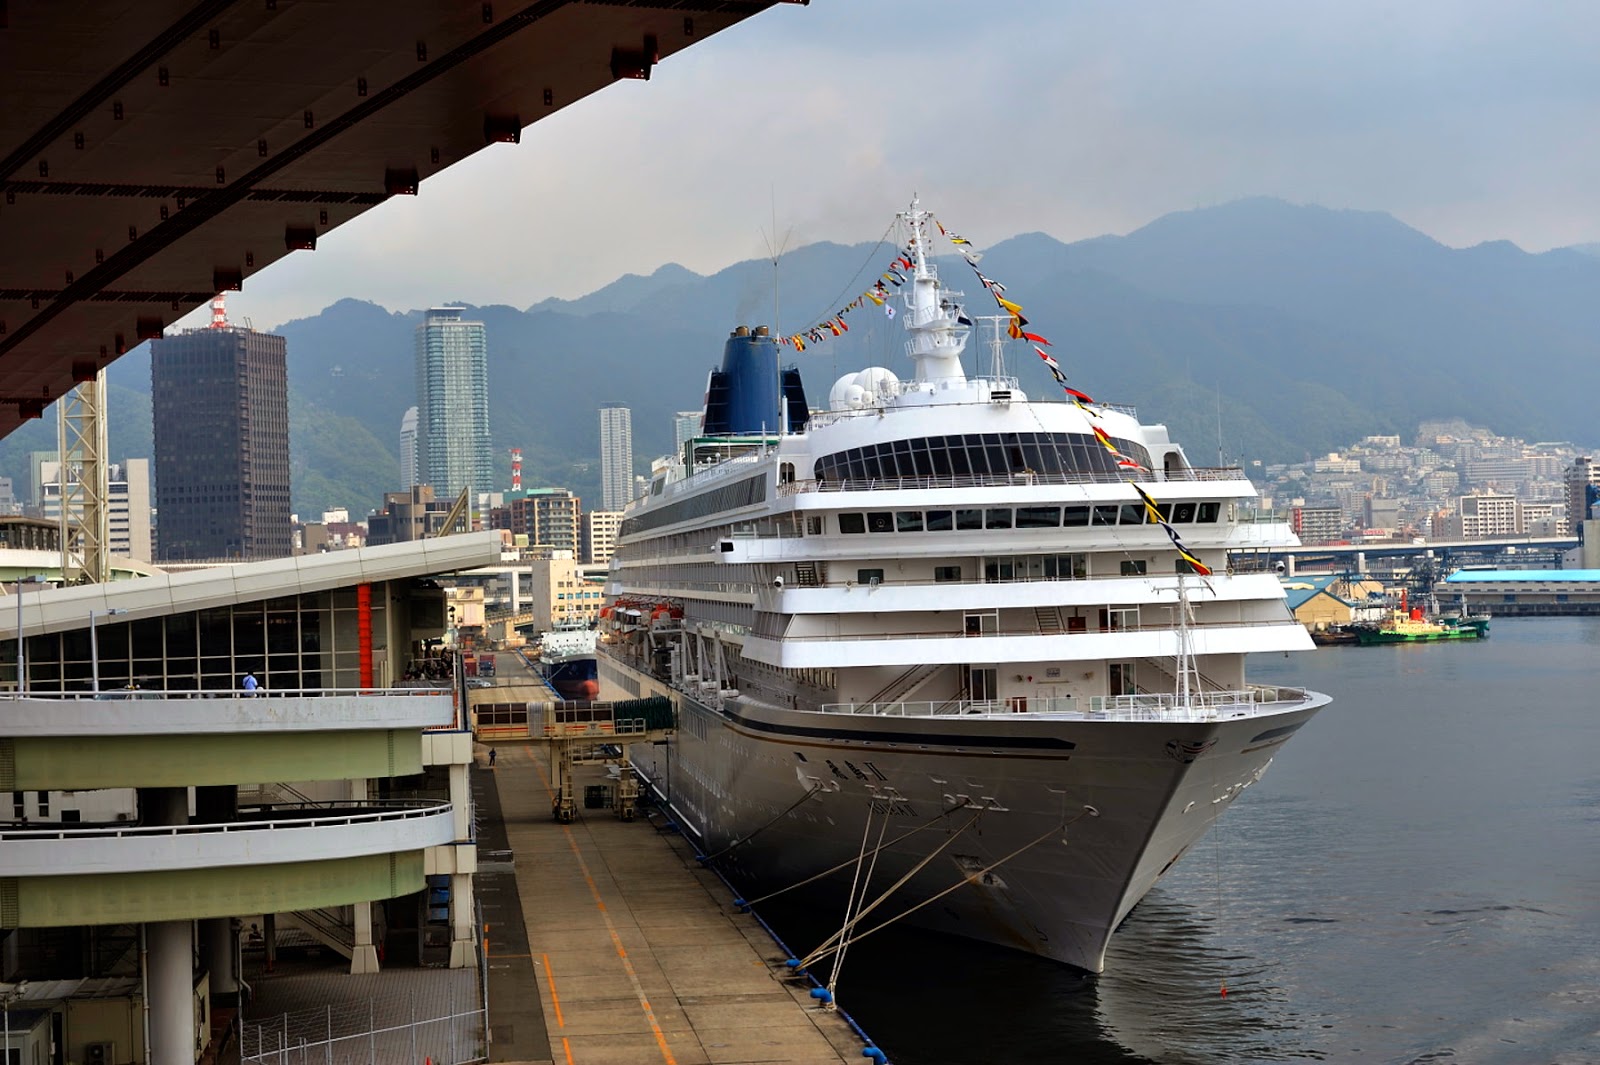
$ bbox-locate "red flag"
[1020,332,1051,346]
[1065,386,1095,405]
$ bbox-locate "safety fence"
[240,983,485,1065]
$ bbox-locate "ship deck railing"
[813,684,1311,722]
[778,466,1248,496]
[746,615,1305,643]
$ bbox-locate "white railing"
[810,685,1310,722]
[0,686,446,701]
[0,800,450,843]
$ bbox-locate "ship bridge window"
[1171,502,1196,523]
[814,432,1154,485]
[1119,504,1148,525]
[1092,505,1119,526]
[867,512,894,533]
[956,509,985,531]
[1016,506,1061,529]
[985,508,1013,530]
[1197,502,1221,523]
[1063,505,1091,527]
[839,513,866,534]
[896,511,924,532]
[926,509,953,532]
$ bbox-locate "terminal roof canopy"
[0,0,786,440]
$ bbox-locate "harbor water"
[758,617,1600,1064]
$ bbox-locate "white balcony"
[0,689,455,738]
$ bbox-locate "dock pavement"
[476,739,875,1065]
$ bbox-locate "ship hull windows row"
[620,474,768,537]
[815,432,1155,484]
[836,501,1220,535]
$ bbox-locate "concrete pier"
[478,740,873,1064]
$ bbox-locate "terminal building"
[2,532,502,1064]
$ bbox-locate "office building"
[499,487,581,556]
[673,410,700,457]
[151,320,291,560]
[1565,457,1600,540]
[599,404,633,510]
[583,509,623,566]
[415,307,491,503]
[400,405,420,489]
[528,548,607,630]
[38,457,153,561]
[366,485,456,545]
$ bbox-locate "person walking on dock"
[488,747,497,768]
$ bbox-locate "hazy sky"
[211,0,1600,330]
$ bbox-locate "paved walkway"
[482,740,866,1065]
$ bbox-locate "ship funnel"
[702,326,810,435]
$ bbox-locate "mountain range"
[3,197,1597,519]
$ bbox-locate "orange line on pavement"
[531,757,678,1065]
[542,953,566,1029]
[562,1036,576,1065]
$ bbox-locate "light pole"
[90,607,128,693]
[13,575,43,694]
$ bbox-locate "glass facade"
[3,587,405,692]
[815,431,1154,485]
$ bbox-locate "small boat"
[1353,607,1489,645]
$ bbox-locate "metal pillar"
[448,763,471,841]
[57,369,110,584]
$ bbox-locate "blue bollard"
[809,987,833,1004]
[862,1048,888,1064]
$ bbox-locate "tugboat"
[1353,591,1489,645]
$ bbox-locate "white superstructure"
[599,200,1328,973]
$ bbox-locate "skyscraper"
[415,307,491,503]
[151,319,291,560]
[599,404,633,510]
[400,406,420,489]
[673,410,701,457]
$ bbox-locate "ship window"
[1044,554,1086,579]
[838,514,866,534]
[985,508,1012,530]
[1177,558,1205,574]
[1092,505,1119,526]
[1016,506,1060,529]
[1119,504,1147,525]
[867,512,894,533]
[1171,502,1196,523]
[955,509,984,531]
[896,511,924,532]
[934,566,962,582]
[779,462,796,484]
[925,509,953,532]
[1197,502,1221,522]
[857,569,884,585]
[806,516,823,535]
[1120,560,1148,576]
[1062,505,1091,527]
[983,560,1015,583]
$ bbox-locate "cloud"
[218,0,1600,330]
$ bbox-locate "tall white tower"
[400,406,419,489]
[599,405,634,510]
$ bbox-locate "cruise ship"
[599,200,1329,973]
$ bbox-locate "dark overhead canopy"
[0,0,793,440]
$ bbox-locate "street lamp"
[90,607,128,693]
[1,980,29,1063]
[12,575,44,694]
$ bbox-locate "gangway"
[479,696,675,824]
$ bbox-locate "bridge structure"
[1232,535,1580,576]
[0,0,795,439]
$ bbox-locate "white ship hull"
[603,653,1326,972]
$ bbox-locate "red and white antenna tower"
[209,292,229,329]
[510,447,522,492]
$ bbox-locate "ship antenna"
[761,191,793,434]
[976,315,1009,381]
